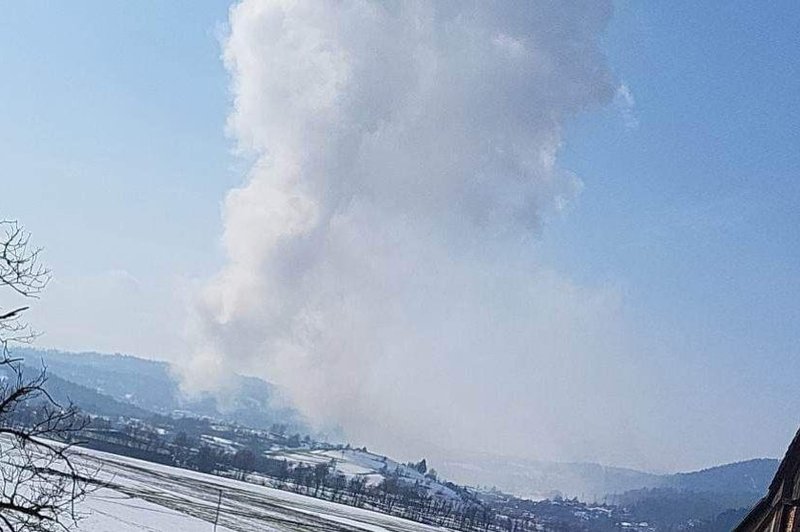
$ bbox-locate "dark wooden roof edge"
[734,426,800,531]
[735,495,771,531]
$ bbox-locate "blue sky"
[0,2,236,356]
[1,1,798,470]
[0,2,233,278]
[556,2,800,462]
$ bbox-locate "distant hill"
[12,347,308,432]
[613,488,757,531]
[438,453,776,531]
[0,363,153,420]
[438,452,778,503]
[665,458,778,494]
[609,458,779,530]
[438,452,662,501]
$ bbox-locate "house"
[736,428,800,531]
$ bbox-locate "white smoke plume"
[183,0,654,465]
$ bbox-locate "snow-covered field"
[73,447,454,532]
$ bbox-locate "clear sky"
[1,1,798,472]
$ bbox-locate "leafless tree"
[0,220,90,532]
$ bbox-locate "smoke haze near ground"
[180,0,661,468]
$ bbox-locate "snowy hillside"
[269,448,460,499]
[75,447,455,532]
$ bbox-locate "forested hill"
[12,347,308,433]
[666,458,778,493]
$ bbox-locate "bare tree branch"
[0,220,90,532]
[0,221,50,298]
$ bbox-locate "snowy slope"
[270,448,459,499]
[79,488,237,532]
[74,447,455,532]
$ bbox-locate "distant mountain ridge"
[13,347,308,432]
[604,460,779,531]
[438,452,778,502]
[438,453,660,500]
[0,362,153,420]
[666,458,778,494]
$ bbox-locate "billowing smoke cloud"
[183,0,653,466]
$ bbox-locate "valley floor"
[74,447,454,532]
